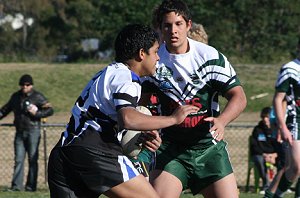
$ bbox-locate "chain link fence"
[0,122,257,190]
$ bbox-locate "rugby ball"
[121,106,152,157]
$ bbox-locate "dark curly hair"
[115,24,159,62]
[154,0,191,30]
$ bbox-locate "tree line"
[0,0,299,63]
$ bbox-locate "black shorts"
[48,145,139,198]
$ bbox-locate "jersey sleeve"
[205,52,241,95]
[275,65,292,93]
[111,70,141,111]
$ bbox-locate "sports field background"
[0,63,292,197]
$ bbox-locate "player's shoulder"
[278,59,300,77]
[108,62,141,84]
[188,38,227,63]
[158,39,220,59]
[188,38,222,60]
[104,62,131,78]
[107,62,130,72]
[282,59,300,70]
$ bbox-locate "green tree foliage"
[0,0,299,63]
[90,0,158,50]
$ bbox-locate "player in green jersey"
[141,0,247,197]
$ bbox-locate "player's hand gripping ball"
[121,106,152,157]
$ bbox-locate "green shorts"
[130,149,155,177]
[155,140,233,195]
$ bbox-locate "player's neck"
[124,60,141,76]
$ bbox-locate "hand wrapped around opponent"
[171,105,200,125]
[139,130,161,152]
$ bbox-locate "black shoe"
[25,187,36,192]
[4,187,21,192]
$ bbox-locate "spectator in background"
[250,107,278,193]
[0,74,54,192]
[187,22,208,44]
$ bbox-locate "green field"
[0,62,283,113]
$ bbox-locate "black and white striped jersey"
[60,62,141,149]
[275,58,300,138]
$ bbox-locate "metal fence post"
[42,118,48,185]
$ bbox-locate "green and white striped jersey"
[275,58,300,138]
[142,38,241,146]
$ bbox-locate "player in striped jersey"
[265,38,300,198]
[140,0,247,197]
[47,24,199,198]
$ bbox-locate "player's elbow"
[120,114,133,129]
[117,107,136,130]
[227,86,247,112]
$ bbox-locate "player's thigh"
[154,140,189,189]
[104,175,159,198]
[201,173,238,198]
[150,170,182,198]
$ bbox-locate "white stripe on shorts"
[118,155,139,181]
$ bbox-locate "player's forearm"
[273,92,286,130]
[124,115,176,131]
[118,107,176,131]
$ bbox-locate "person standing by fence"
[0,74,54,192]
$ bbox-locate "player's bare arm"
[118,105,199,131]
[273,91,293,145]
[204,86,247,141]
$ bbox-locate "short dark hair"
[260,107,271,118]
[114,24,159,62]
[154,0,191,30]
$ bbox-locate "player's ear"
[187,20,192,31]
[137,48,145,61]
